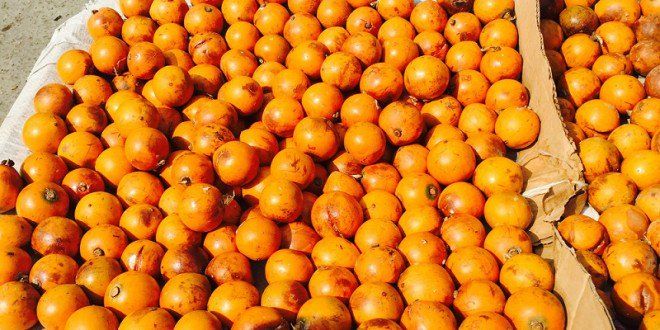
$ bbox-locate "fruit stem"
[502,10,517,21]
[43,188,59,203]
[222,190,236,206]
[93,247,105,257]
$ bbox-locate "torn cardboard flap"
[514,0,586,244]
[514,1,614,329]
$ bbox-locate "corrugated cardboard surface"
[514,0,585,245]
[514,1,614,328]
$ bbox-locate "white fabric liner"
[0,0,124,165]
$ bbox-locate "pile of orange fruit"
[0,0,604,329]
[539,0,660,328]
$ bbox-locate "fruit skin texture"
[557,214,608,253]
[495,107,540,149]
[592,53,633,83]
[599,204,649,243]
[403,55,450,100]
[504,287,566,330]
[230,306,288,329]
[207,280,260,326]
[561,33,602,69]
[0,160,23,213]
[308,266,358,304]
[575,250,609,289]
[259,178,304,223]
[22,113,68,154]
[645,66,660,98]
[344,122,386,165]
[349,281,404,324]
[631,98,660,135]
[600,74,647,113]
[472,156,524,197]
[174,310,222,330]
[264,249,314,284]
[296,296,351,330]
[103,271,161,318]
[400,300,457,330]
[500,253,555,295]
[121,240,166,277]
[152,66,194,107]
[444,12,482,45]
[621,150,660,190]
[124,127,170,171]
[594,21,636,54]
[37,284,89,330]
[612,272,660,325]
[20,152,68,185]
[15,181,70,224]
[453,279,506,317]
[446,246,499,285]
[312,237,360,269]
[630,40,660,76]
[483,192,532,229]
[360,63,404,104]
[395,173,441,209]
[354,246,406,283]
[459,311,513,329]
[560,67,601,107]
[64,305,119,330]
[0,215,32,249]
[379,101,424,147]
[0,281,40,329]
[34,83,73,117]
[427,140,476,186]
[38,226,76,262]
[636,184,660,221]
[397,263,455,305]
[480,46,523,83]
[397,205,440,236]
[559,5,599,36]
[578,137,621,183]
[89,36,129,75]
[437,182,485,218]
[485,79,530,113]
[311,191,363,238]
[260,280,310,321]
[440,213,486,252]
[178,183,224,233]
[236,216,282,261]
[603,240,657,282]
[607,124,651,159]
[398,231,447,265]
[29,254,77,292]
[57,50,94,84]
[484,225,533,264]
[355,217,401,250]
[75,257,123,305]
[119,307,176,330]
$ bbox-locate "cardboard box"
[514,0,614,328]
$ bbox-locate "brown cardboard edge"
[553,228,616,329]
[513,0,586,244]
[514,1,614,328]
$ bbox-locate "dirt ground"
[0,0,87,121]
